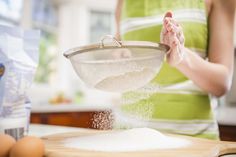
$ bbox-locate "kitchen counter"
[217,105,236,142]
[30,105,236,140]
[29,124,236,157]
[28,124,90,137]
[32,104,236,124]
[31,104,113,113]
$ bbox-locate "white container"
[0,26,39,140]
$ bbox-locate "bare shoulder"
[212,0,235,13]
[207,0,235,63]
[205,0,213,15]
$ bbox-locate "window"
[0,0,23,25]
[32,0,58,84]
[0,0,58,84]
[34,31,57,83]
[90,10,113,43]
[32,0,57,26]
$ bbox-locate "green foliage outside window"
[35,32,57,83]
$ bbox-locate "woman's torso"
[115,0,219,140]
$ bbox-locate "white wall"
[57,2,90,94]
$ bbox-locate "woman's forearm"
[176,48,233,97]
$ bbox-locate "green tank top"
[116,0,219,140]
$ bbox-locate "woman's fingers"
[162,12,185,47]
[165,20,180,33]
[162,12,186,67]
[161,28,177,46]
[162,25,185,65]
[179,33,185,45]
[169,36,185,66]
[164,11,173,18]
[163,18,185,45]
[160,26,168,43]
[168,18,179,27]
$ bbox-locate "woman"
[115,0,235,139]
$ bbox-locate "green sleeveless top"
[115,0,219,140]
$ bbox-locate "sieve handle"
[100,35,122,48]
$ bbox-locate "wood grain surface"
[42,130,236,157]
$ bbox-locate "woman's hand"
[161,12,186,66]
[159,0,235,97]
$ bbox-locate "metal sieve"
[64,35,169,93]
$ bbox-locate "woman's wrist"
[174,47,191,71]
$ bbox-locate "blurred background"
[0,0,117,105]
[0,0,236,140]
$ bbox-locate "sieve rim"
[63,41,170,59]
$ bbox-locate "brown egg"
[0,134,16,157]
[10,136,44,157]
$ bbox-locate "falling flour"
[64,128,191,152]
[94,68,156,93]
[92,111,114,130]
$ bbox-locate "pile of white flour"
[64,128,190,152]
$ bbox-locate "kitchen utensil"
[64,35,169,93]
[42,130,236,157]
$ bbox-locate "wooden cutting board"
[42,130,236,157]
